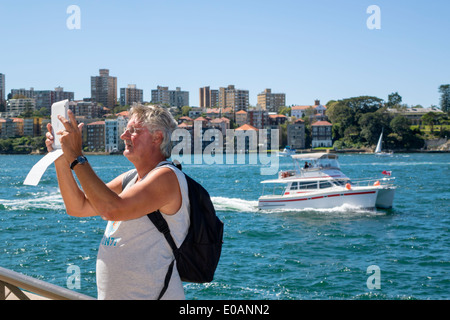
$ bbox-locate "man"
[45,104,190,299]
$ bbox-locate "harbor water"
[0,153,449,299]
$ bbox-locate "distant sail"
[375,130,383,153]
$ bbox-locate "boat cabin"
[286,179,348,193]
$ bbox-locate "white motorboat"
[375,129,393,157]
[278,146,296,157]
[258,153,396,210]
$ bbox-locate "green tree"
[325,101,355,140]
[387,92,402,107]
[181,106,191,117]
[358,111,390,145]
[387,115,424,149]
[343,125,361,146]
[0,139,13,153]
[438,84,450,112]
[278,106,291,116]
[421,112,437,132]
[340,96,384,114]
[390,115,410,136]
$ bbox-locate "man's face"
[120,116,152,159]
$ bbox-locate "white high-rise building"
[105,116,127,152]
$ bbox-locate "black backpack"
[122,162,224,299]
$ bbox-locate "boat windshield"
[333,179,349,186]
[317,158,340,169]
[293,155,340,170]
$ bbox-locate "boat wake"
[0,192,64,211]
[211,196,259,213]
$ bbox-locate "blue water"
[0,153,449,299]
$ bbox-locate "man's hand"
[45,122,55,153]
[57,109,85,162]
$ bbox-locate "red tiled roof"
[235,123,258,131]
[269,114,287,118]
[292,105,312,110]
[311,120,332,126]
[116,111,129,117]
[87,121,105,126]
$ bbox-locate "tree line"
[323,89,449,150]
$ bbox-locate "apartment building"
[292,100,327,121]
[120,84,143,106]
[68,100,104,119]
[0,118,15,138]
[235,110,247,127]
[151,86,189,107]
[170,87,189,108]
[218,85,249,112]
[257,88,286,112]
[268,114,287,126]
[311,120,333,148]
[86,121,105,151]
[0,73,5,110]
[6,98,36,117]
[247,108,269,129]
[287,119,306,150]
[9,87,74,111]
[151,86,169,105]
[199,86,219,108]
[387,106,445,125]
[91,69,117,108]
[13,117,44,137]
[105,116,127,152]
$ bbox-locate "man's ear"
[153,130,163,143]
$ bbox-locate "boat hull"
[375,152,393,157]
[375,187,395,208]
[258,188,379,210]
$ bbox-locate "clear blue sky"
[1,0,449,108]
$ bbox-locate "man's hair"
[129,104,177,158]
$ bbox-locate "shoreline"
[1,149,448,156]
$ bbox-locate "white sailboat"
[375,129,393,157]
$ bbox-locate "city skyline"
[1,0,449,108]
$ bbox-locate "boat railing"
[278,170,296,179]
[0,266,95,300]
[350,177,396,187]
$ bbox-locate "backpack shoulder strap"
[121,161,178,191]
[147,211,178,252]
[146,161,183,300]
[147,211,178,300]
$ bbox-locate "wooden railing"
[0,266,95,300]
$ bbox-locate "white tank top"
[96,162,190,300]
